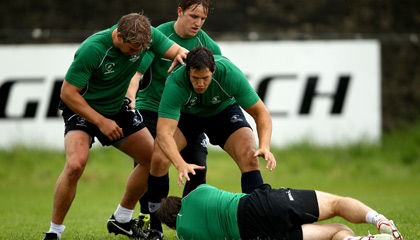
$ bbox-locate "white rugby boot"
[376,219,403,239]
[345,233,394,240]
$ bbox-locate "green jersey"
[159,56,260,120]
[65,25,174,115]
[135,21,221,112]
[177,184,246,240]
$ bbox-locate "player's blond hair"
[117,13,151,49]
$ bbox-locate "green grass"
[1,121,420,239]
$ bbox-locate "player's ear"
[116,31,123,42]
[177,7,183,17]
[212,65,216,73]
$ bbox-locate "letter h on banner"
[299,75,351,115]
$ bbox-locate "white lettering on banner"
[0,41,380,149]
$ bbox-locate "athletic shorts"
[178,103,252,148]
[237,184,319,240]
[138,109,208,166]
[61,98,146,147]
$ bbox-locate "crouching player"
[156,184,403,240]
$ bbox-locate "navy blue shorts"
[178,103,252,148]
[237,184,319,240]
[139,109,208,166]
[61,98,146,147]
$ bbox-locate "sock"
[148,174,169,232]
[182,170,206,197]
[139,191,150,214]
[114,204,134,223]
[48,222,65,239]
[241,170,263,193]
[366,210,386,226]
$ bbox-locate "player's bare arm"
[125,71,143,109]
[156,117,205,185]
[244,99,276,171]
[162,43,189,72]
[61,80,123,141]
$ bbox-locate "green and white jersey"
[159,55,260,120]
[64,25,174,115]
[135,21,221,112]
[176,184,246,240]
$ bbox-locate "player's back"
[176,184,245,240]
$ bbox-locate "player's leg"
[316,191,403,239]
[224,126,262,193]
[43,104,95,240]
[317,190,373,223]
[117,127,153,211]
[181,132,208,197]
[147,127,187,236]
[136,109,158,219]
[205,104,263,194]
[45,130,90,240]
[217,105,261,193]
[106,103,153,238]
[302,223,355,240]
[302,224,394,240]
[106,127,153,239]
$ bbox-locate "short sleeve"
[65,43,101,88]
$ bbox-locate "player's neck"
[174,21,190,39]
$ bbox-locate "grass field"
[1,122,420,239]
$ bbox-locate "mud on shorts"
[61,98,146,148]
[237,184,319,240]
[177,103,252,148]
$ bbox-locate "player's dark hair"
[179,0,210,14]
[186,46,216,73]
[155,196,182,229]
[117,13,151,49]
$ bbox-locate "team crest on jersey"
[211,96,221,104]
[104,62,115,74]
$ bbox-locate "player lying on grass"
[156,184,403,240]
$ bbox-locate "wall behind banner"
[0,41,380,149]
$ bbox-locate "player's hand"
[168,48,188,73]
[176,163,206,186]
[254,148,276,171]
[98,118,123,141]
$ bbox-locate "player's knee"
[65,156,87,179]
[335,224,354,236]
[150,152,171,175]
[243,149,259,170]
[330,195,346,216]
[134,157,151,169]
